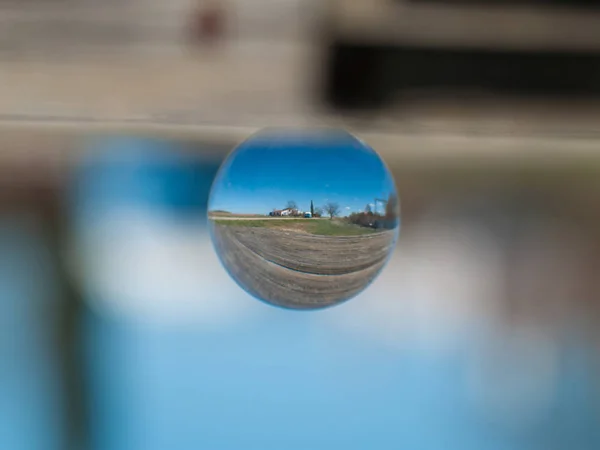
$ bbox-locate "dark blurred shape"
[321,0,600,110]
[188,1,227,46]
[323,43,391,110]
[324,45,600,110]
[0,162,70,450]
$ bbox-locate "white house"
[280,208,303,216]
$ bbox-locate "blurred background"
[1,1,600,449]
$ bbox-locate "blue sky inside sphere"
[209,130,397,216]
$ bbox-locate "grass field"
[208,211,265,218]
[210,218,378,236]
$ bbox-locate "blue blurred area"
[0,216,66,450]
[81,311,600,450]
[72,136,218,219]
[68,136,600,450]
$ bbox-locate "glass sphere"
[208,128,400,310]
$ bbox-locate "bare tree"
[324,202,340,219]
[286,200,298,210]
[365,203,372,214]
[314,207,323,217]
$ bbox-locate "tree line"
[347,193,399,230]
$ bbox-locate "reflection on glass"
[208,128,400,310]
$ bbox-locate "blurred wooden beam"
[0,119,599,169]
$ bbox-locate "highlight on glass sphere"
[208,128,400,310]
